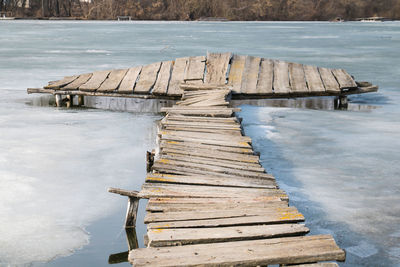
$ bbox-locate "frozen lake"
[0,20,399,266]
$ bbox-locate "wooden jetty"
[27,52,379,266]
[27,52,377,108]
[108,81,346,266]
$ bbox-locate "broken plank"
[184,56,206,81]
[228,54,246,94]
[319,67,340,93]
[241,56,261,94]
[118,66,142,94]
[45,75,79,89]
[303,65,325,93]
[332,68,357,89]
[62,73,93,90]
[97,69,128,92]
[79,70,110,92]
[205,52,231,85]
[152,61,173,95]
[273,60,291,94]
[147,224,309,247]
[129,235,346,266]
[160,140,254,155]
[256,58,274,95]
[134,62,161,94]
[168,57,188,96]
[289,63,308,93]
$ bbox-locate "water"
[0,20,399,266]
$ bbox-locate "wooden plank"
[147,224,309,247]
[161,120,242,130]
[160,108,234,117]
[205,52,232,85]
[145,173,276,189]
[273,60,291,94]
[148,196,285,206]
[152,61,173,95]
[168,57,188,96]
[180,83,231,91]
[184,56,206,81]
[160,146,260,163]
[256,59,274,95]
[134,62,161,94]
[147,212,304,229]
[45,75,79,89]
[158,154,264,173]
[228,54,246,94]
[303,65,325,93]
[97,69,128,92]
[332,68,357,89]
[61,73,92,90]
[241,56,261,94]
[166,115,239,124]
[160,140,254,155]
[144,206,297,223]
[129,235,346,266]
[140,183,286,200]
[289,63,308,93]
[159,135,251,148]
[318,67,340,93]
[163,126,241,136]
[118,66,142,94]
[159,130,251,143]
[79,70,110,92]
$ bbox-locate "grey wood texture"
[153,61,173,95]
[319,67,340,93]
[118,66,142,93]
[168,57,188,96]
[45,75,79,89]
[205,52,231,85]
[134,62,161,94]
[256,59,274,94]
[273,60,291,94]
[241,56,261,94]
[184,56,206,81]
[332,68,357,88]
[303,65,325,93]
[62,73,92,90]
[228,54,246,94]
[97,69,128,92]
[79,70,110,91]
[289,63,308,93]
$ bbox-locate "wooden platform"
[27,52,377,101]
[110,83,346,266]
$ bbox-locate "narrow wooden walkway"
[27,52,377,101]
[111,82,346,266]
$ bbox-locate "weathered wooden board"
[148,196,285,206]
[166,115,239,124]
[134,62,161,94]
[147,212,304,229]
[228,54,246,94]
[160,140,254,155]
[158,154,264,172]
[118,66,142,93]
[160,146,260,163]
[79,70,110,91]
[332,68,357,89]
[140,183,286,200]
[256,59,274,95]
[303,65,325,93]
[161,120,241,130]
[163,126,241,136]
[159,134,251,148]
[145,173,276,189]
[129,235,346,266]
[144,206,297,223]
[273,60,291,94]
[45,75,79,89]
[289,63,308,93]
[147,224,309,247]
[168,57,188,96]
[160,107,234,117]
[97,69,128,92]
[205,52,232,85]
[159,130,251,143]
[319,67,340,93]
[241,56,261,94]
[184,56,206,81]
[152,61,173,95]
[62,73,92,90]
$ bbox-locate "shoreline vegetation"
[1,0,400,21]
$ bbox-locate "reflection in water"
[108,228,138,265]
[28,94,378,113]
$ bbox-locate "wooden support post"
[146,150,155,173]
[55,94,62,107]
[334,95,348,110]
[66,95,72,108]
[125,227,139,250]
[108,187,140,228]
[77,95,84,106]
